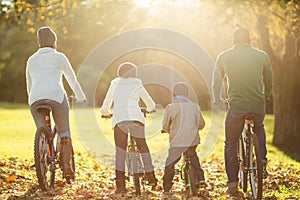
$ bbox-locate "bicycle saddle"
[37,105,52,113]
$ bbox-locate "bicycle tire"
[34,127,51,191]
[238,134,247,192]
[187,167,198,196]
[133,173,141,196]
[249,134,263,199]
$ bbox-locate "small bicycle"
[238,114,263,199]
[102,108,156,196]
[180,153,198,196]
[34,104,75,191]
[161,130,203,197]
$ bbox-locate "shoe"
[59,137,74,179]
[115,171,127,194]
[197,180,208,188]
[146,172,158,186]
[262,158,268,179]
[226,182,238,196]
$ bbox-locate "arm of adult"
[139,85,156,112]
[100,82,114,115]
[196,105,206,130]
[262,53,274,101]
[212,54,226,105]
[162,105,171,133]
[25,60,32,97]
[60,53,86,102]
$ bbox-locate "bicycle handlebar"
[101,108,156,119]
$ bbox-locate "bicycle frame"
[126,134,145,196]
[179,155,197,196]
[238,116,263,199]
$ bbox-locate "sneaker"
[262,159,268,179]
[59,137,74,179]
[197,180,208,188]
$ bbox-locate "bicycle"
[238,114,263,199]
[102,108,156,196]
[161,130,205,197]
[34,103,75,191]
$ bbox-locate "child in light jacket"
[100,62,157,194]
[162,82,207,193]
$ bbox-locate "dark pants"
[163,146,205,192]
[114,121,154,179]
[30,96,70,140]
[225,109,267,184]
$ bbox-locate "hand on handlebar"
[161,129,167,134]
[141,108,156,114]
[101,113,113,119]
[68,95,87,103]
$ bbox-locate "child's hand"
[161,129,167,134]
[101,113,112,119]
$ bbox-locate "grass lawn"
[0,102,299,199]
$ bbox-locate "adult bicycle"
[34,102,75,191]
[102,108,156,196]
[238,114,263,199]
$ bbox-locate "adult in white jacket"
[101,62,157,194]
[26,26,86,179]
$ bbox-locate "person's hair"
[37,26,57,48]
[173,82,189,97]
[117,62,137,78]
[233,27,250,44]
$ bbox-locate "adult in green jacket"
[212,27,273,196]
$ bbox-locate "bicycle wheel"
[238,135,247,192]
[184,165,197,196]
[34,127,51,191]
[249,134,263,199]
[133,173,141,196]
[187,167,197,196]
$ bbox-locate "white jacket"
[100,77,155,128]
[26,47,86,105]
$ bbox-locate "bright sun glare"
[134,0,201,8]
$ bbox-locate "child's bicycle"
[180,153,198,196]
[161,130,206,197]
[102,108,156,196]
[34,102,75,191]
[238,114,263,199]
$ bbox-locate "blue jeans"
[225,109,267,184]
[163,146,205,192]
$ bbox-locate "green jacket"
[212,43,273,110]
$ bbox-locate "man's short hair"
[233,27,250,44]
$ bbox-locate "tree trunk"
[257,15,300,160]
[272,57,300,160]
